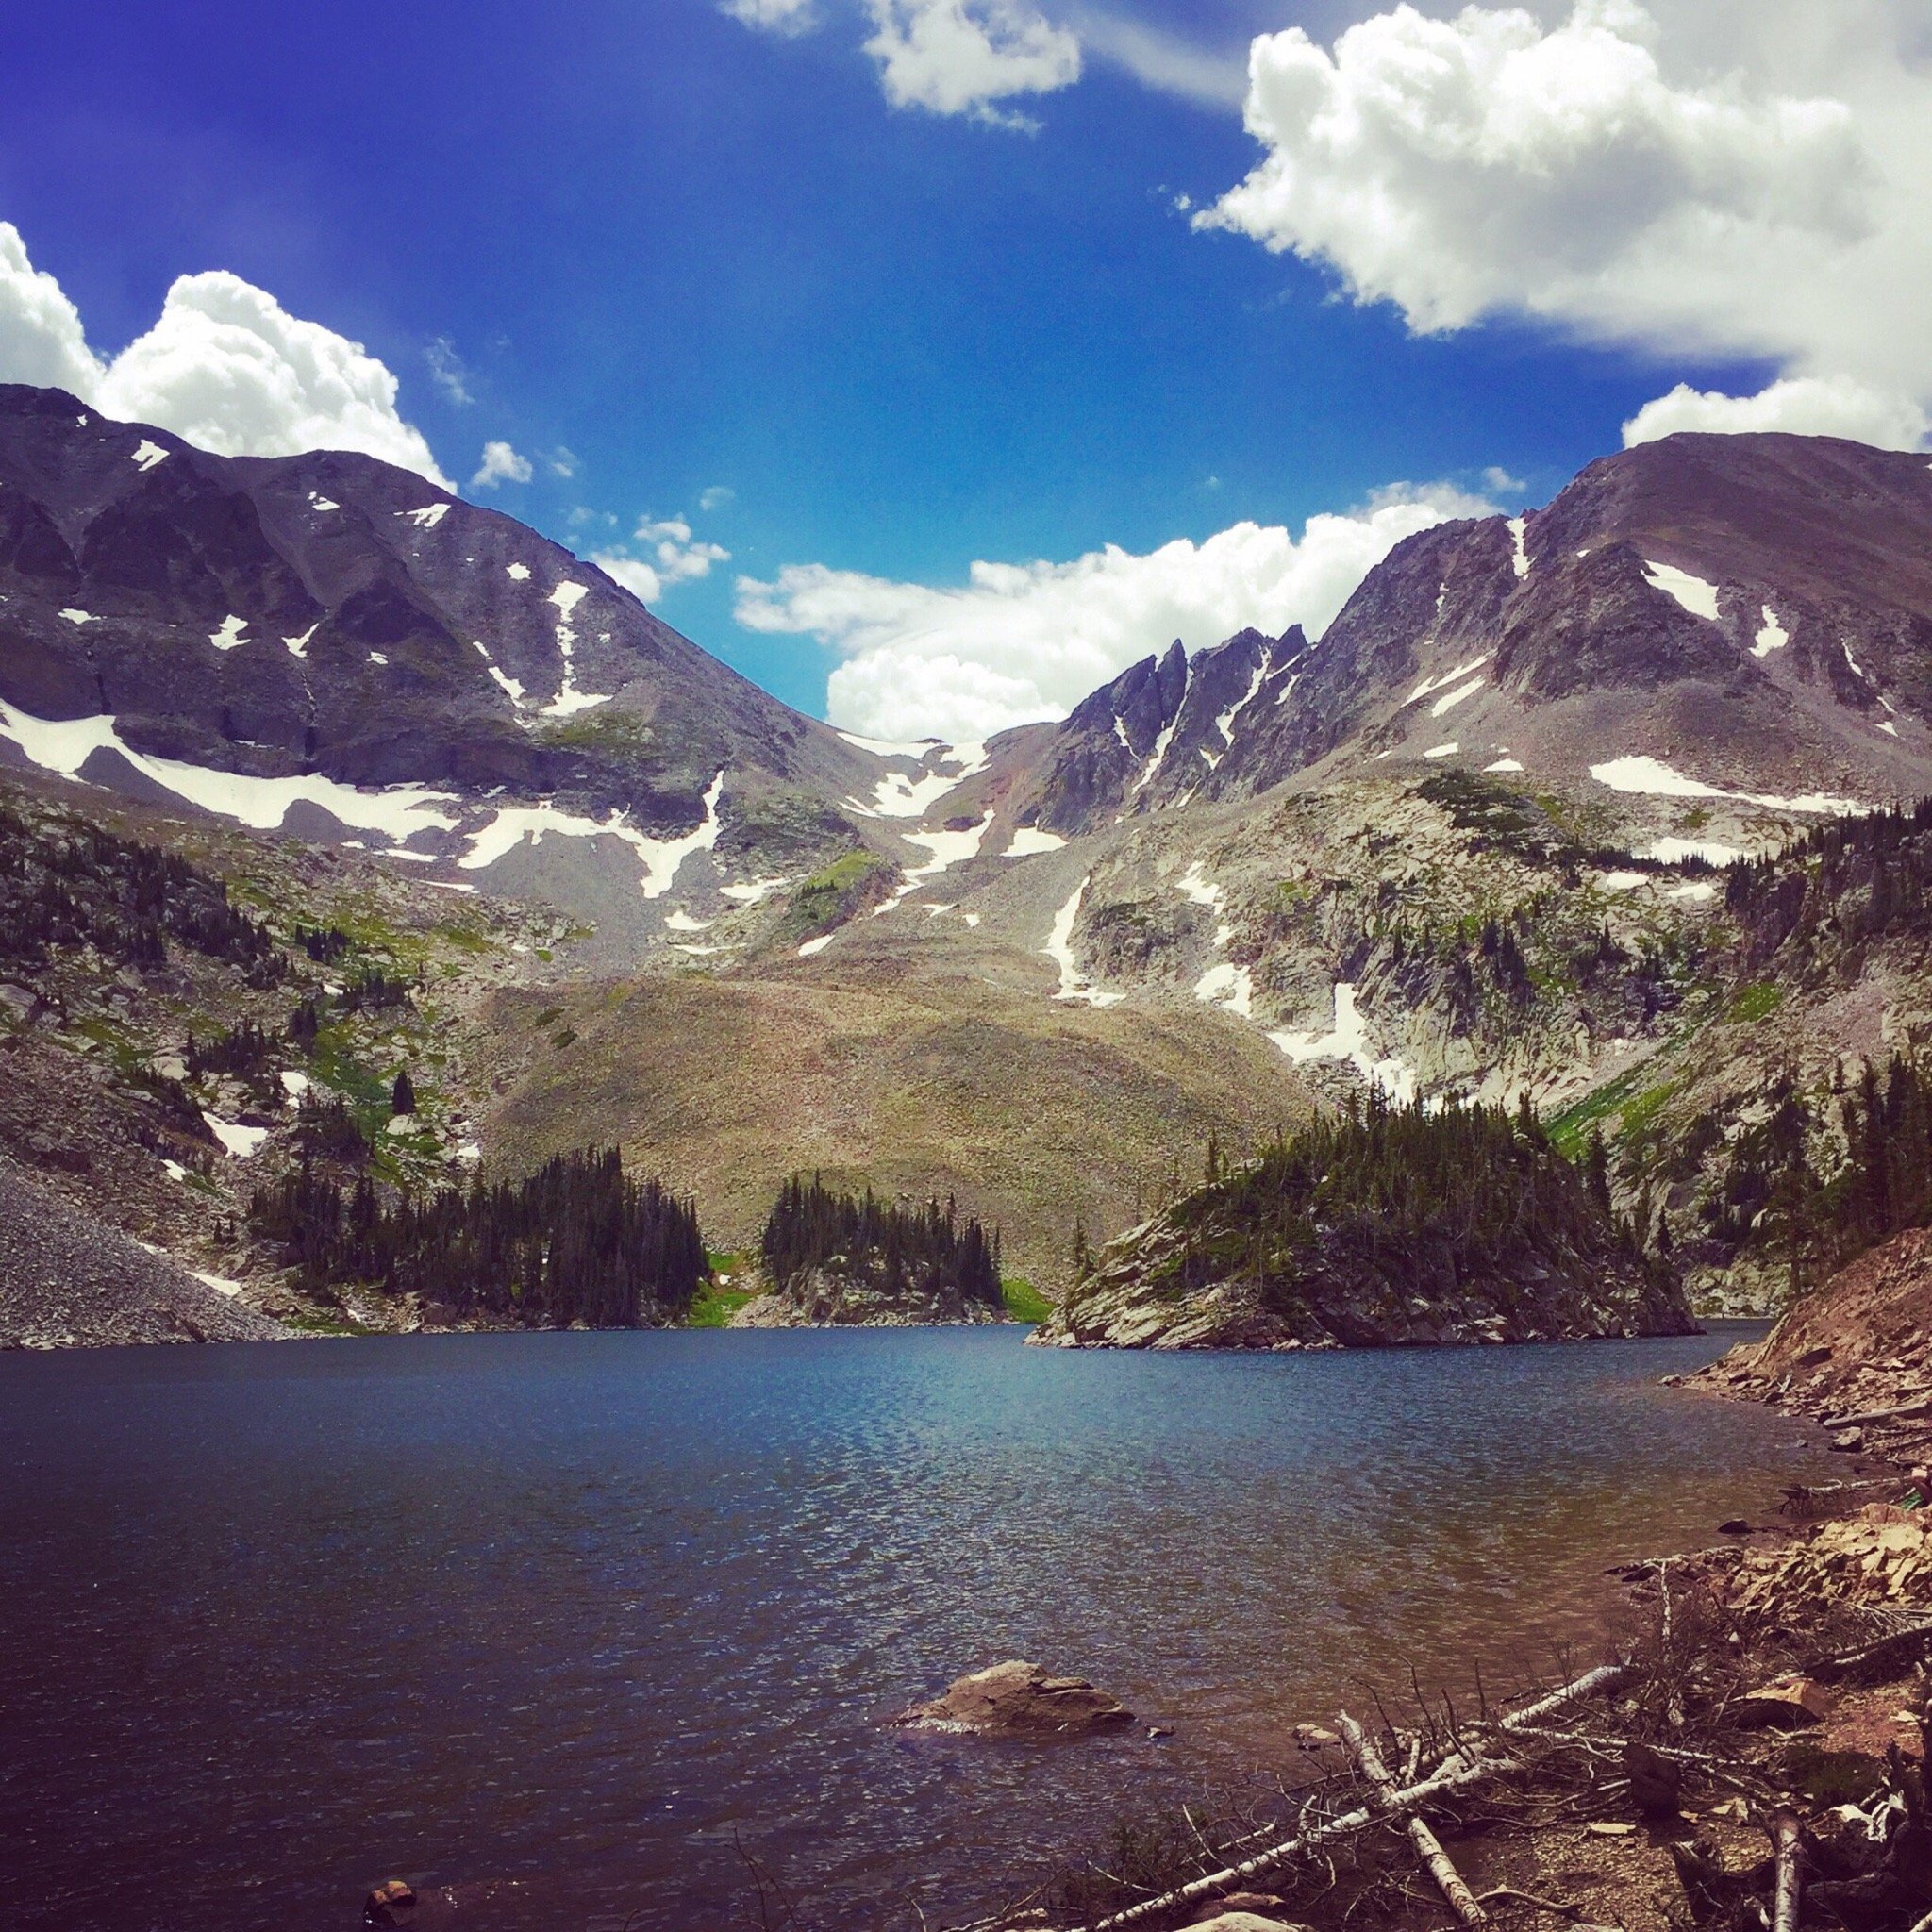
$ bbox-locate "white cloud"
[425,336,474,404]
[737,484,1488,741]
[592,512,731,607]
[1200,1,1932,436]
[0,223,101,394]
[722,0,819,30]
[699,483,736,511]
[470,439,534,489]
[0,225,449,485]
[547,446,579,478]
[1623,375,1929,450]
[1073,10,1246,111]
[861,0,1081,128]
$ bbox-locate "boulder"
[1623,1739,1684,1817]
[1185,1893,1294,1925]
[1187,1915,1303,1932]
[894,1659,1132,1737]
[1734,1676,1834,1731]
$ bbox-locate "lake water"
[0,1324,1830,1932]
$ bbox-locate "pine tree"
[391,1070,416,1117]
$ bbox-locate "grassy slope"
[476,965,1315,1294]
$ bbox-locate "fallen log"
[1340,1712,1488,1927]
[1084,1663,1626,1932]
[1818,1397,1931,1432]
[1769,1809,1801,1932]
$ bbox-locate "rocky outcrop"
[893,1660,1132,1737]
[1035,1104,1695,1350]
[1691,1225,1932,1453]
[730,1258,1008,1328]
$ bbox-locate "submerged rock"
[894,1659,1133,1737]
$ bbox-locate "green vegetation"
[250,1146,708,1327]
[1000,1275,1054,1324]
[1726,981,1784,1023]
[762,1174,1003,1309]
[783,848,891,940]
[1144,1094,1666,1322]
[686,1281,757,1326]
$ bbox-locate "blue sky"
[4,1,1926,736]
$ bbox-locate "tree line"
[249,1145,708,1327]
[761,1174,1003,1307]
[0,793,282,980]
[1137,1094,1663,1316]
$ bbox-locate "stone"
[362,1879,416,1925]
[893,1659,1132,1737]
[1735,1676,1834,1731]
[1587,1821,1637,1838]
[1293,1722,1341,1748]
[1185,1893,1291,1924]
[1187,1916,1301,1932]
[1623,1739,1684,1817]
[1718,1518,1752,1535]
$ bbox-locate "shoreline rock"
[894,1660,1133,1738]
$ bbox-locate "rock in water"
[894,1660,1132,1737]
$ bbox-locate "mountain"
[10,390,1932,1340]
[1000,434,1932,838]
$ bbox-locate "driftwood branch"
[1340,1711,1488,1927]
[1084,1664,1626,1932]
[1769,1808,1801,1932]
[1818,1397,1932,1431]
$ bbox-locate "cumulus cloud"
[0,223,101,394]
[470,439,534,489]
[0,223,449,484]
[592,513,731,607]
[736,484,1490,741]
[1199,2,1932,442]
[862,0,1081,127]
[1623,375,1930,450]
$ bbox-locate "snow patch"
[1667,881,1717,904]
[130,439,168,472]
[541,580,610,717]
[401,504,451,529]
[1430,676,1484,718]
[720,875,791,905]
[1214,651,1271,750]
[1005,826,1065,857]
[0,698,461,841]
[1193,960,1253,1019]
[58,608,93,625]
[308,492,338,513]
[1268,984,1416,1107]
[1598,870,1646,892]
[1484,758,1524,774]
[202,1110,270,1159]
[1641,836,1743,867]
[279,1070,310,1098]
[284,625,316,658]
[664,910,712,932]
[1753,606,1789,657]
[837,730,941,758]
[1113,716,1133,752]
[368,651,388,666]
[1642,560,1721,622]
[506,561,531,581]
[1589,755,1864,816]
[458,770,725,899]
[877,812,993,913]
[797,934,835,958]
[1423,741,1458,759]
[1042,877,1124,1008]
[208,613,249,652]
[1507,516,1529,579]
[1406,654,1491,707]
[191,1270,245,1299]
